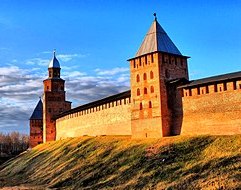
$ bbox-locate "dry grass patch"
[0,135,240,189]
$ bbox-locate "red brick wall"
[56,97,131,139]
[29,119,43,148]
[181,80,241,135]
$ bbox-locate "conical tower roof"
[135,16,182,57]
[30,99,43,120]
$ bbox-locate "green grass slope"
[0,135,240,189]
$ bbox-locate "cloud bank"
[0,54,130,134]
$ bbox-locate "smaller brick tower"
[129,14,189,138]
[43,51,71,143]
[29,99,43,148]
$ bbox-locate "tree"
[0,131,29,156]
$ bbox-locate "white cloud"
[58,53,89,62]
[0,64,43,134]
[0,60,130,134]
[24,53,89,69]
[95,67,129,76]
[41,51,52,54]
[0,66,25,75]
[65,69,130,106]
[25,58,49,67]
[62,71,87,78]
[0,47,10,51]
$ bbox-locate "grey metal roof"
[48,51,60,68]
[179,71,241,88]
[56,90,131,119]
[135,18,182,57]
[30,99,43,120]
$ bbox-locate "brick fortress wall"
[30,17,241,144]
[181,79,241,135]
[56,96,131,139]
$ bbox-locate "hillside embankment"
[0,135,240,189]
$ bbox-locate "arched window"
[136,74,140,82]
[137,88,140,96]
[149,101,152,108]
[143,73,147,80]
[150,71,154,79]
[140,102,143,110]
[144,87,147,94]
[150,86,154,93]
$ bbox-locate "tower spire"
[135,14,182,57]
[153,13,157,21]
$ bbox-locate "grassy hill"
[0,135,240,189]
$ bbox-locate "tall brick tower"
[43,51,71,142]
[129,14,189,138]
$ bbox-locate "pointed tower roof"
[135,14,182,57]
[30,99,43,120]
[48,50,60,68]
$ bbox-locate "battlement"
[180,71,241,98]
[55,91,131,139]
[56,90,131,120]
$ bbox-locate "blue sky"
[1,0,241,134]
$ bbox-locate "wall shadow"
[167,79,187,136]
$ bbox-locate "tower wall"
[29,119,43,148]
[160,54,189,136]
[130,53,162,138]
[43,92,71,142]
[29,99,43,148]
[130,52,188,138]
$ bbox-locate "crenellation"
[237,80,241,89]
[182,78,241,99]
[217,83,224,92]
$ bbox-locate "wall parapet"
[179,71,241,98]
[56,91,131,139]
[56,90,131,121]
